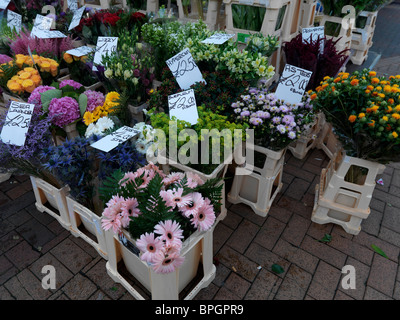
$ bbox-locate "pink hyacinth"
[59,79,83,90]
[84,90,105,112]
[48,96,80,127]
[27,85,56,113]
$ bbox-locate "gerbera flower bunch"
[231,87,315,151]
[309,69,400,163]
[100,163,223,273]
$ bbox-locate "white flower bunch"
[133,122,157,155]
[85,116,115,138]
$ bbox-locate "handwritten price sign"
[201,33,235,45]
[67,0,79,11]
[168,89,199,125]
[93,37,118,71]
[90,126,140,152]
[275,64,313,105]
[302,26,324,53]
[166,48,205,90]
[30,14,52,37]
[0,102,35,146]
[7,10,22,33]
[68,6,85,31]
[0,0,11,9]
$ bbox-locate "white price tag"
[0,0,11,10]
[166,48,206,90]
[0,102,35,147]
[7,10,21,33]
[68,6,85,31]
[32,30,67,39]
[275,64,313,105]
[30,14,53,37]
[302,26,325,53]
[168,89,199,125]
[201,33,235,45]
[67,0,79,11]
[93,37,118,71]
[90,126,140,152]
[66,46,94,57]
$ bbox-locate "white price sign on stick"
[201,33,235,45]
[7,10,22,33]
[0,102,35,147]
[93,36,118,71]
[67,0,79,11]
[166,48,206,90]
[302,26,325,53]
[66,46,94,57]
[275,64,313,105]
[68,6,85,31]
[90,126,140,153]
[168,89,199,125]
[0,0,11,9]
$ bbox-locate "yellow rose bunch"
[13,54,59,77]
[63,52,87,64]
[83,91,121,126]
[7,67,42,94]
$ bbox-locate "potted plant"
[308,69,400,234]
[100,163,223,299]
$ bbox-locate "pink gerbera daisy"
[190,199,216,231]
[185,172,204,188]
[179,192,205,218]
[151,248,185,274]
[159,188,192,209]
[120,197,140,227]
[101,214,122,234]
[154,220,184,248]
[136,232,164,264]
[162,172,185,186]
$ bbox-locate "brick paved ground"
[1,146,400,300]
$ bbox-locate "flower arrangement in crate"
[148,106,248,175]
[282,34,350,91]
[309,69,400,164]
[148,67,250,116]
[99,162,223,273]
[62,52,100,88]
[231,86,316,152]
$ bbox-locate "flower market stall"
[0,0,397,301]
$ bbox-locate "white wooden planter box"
[66,196,108,260]
[350,11,377,65]
[319,15,353,55]
[105,226,216,300]
[0,172,12,183]
[299,0,317,28]
[128,102,148,125]
[228,143,286,217]
[30,176,71,229]
[312,151,386,235]
[2,92,25,104]
[315,119,343,161]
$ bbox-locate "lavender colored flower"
[282,115,295,125]
[279,105,289,113]
[231,102,239,109]
[288,131,297,139]
[249,88,258,94]
[276,124,286,134]
[240,110,250,117]
[234,108,241,114]
[48,97,80,127]
[28,85,56,113]
[59,79,83,90]
[84,90,105,112]
[272,116,281,124]
[249,117,262,126]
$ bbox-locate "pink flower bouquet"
[100,163,223,274]
[48,96,80,127]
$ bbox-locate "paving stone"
[0,191,35,219]
[382,204,400,233]
[5,185,30,200]
[228,219,259,254]
[274,265,311,300]
[360,209,382,236]
[228,203,267,226]
[282,213,311,246]
[223,272,251,299]
[4,240,41,270]
[334,290,355,300]
[367,254,398,297]
[267,205,293,224]
[62,273,97,300]
[50,238,93,274]
[282,164,316,183]
[214,286,241,300]
[194,282,219,300]
[0,230,23,254]
[254,215,286,251]
[244,269,279,300]
[16,218,56,248]
[16,269,52,300]
[369,197,385,213]
[3,276,33,300]
[6,209,33,227]
[307,261,341,300]
[364,286,393,300]
[0,286,14,300]
[373,188,400,209]
[378,227,400,248]
[338,257,370,300]
[221,210,242,230]
[0,256,13,276]
[0,219,15,239]
[284,178,310,201]
[213,222,234,255]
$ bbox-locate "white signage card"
[90,126,140,152]
[30,14,53,37]
[201,33,235,45]
[68,6,85,31]
[275,64,313,105]
[67,0,79,11]
[166,48,206,90]
[93,36,118,71]
[66,46,94,57]
[302,26,324,53]
[32,29,67,39]
[168,89,199,125]
[7,10,22,33]
[0,0,11,9]
[0,102,35,147]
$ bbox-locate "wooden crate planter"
[30,176,71,229]
[128,102,148,125]
[66,196,108,259]
[315,115,343,161]
[176,0,224,31]
[312,151,386,235]
[350,11,377,65]
[228,143,286,217]
[299,0,317,28]
[105,226,216,300]
[2,92,25,104]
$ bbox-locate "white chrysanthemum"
[96,117,114,132]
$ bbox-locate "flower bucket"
[63,122,80,141]
[66,196,108,259]
[105,226,216,300]
[30,176,71,229]
[72,39,85,48]
[312,151,386,235]
[228,143,286,217]
[2,92,25,104]
[0,172,12,183]
[128,102,148,125]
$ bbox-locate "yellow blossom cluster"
[83,91,120,126]
[7,67,42,94]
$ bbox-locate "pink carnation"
[83,90,105,112]
[48,96,80,127]
[27,85,56,113]
[59,79,83,90]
